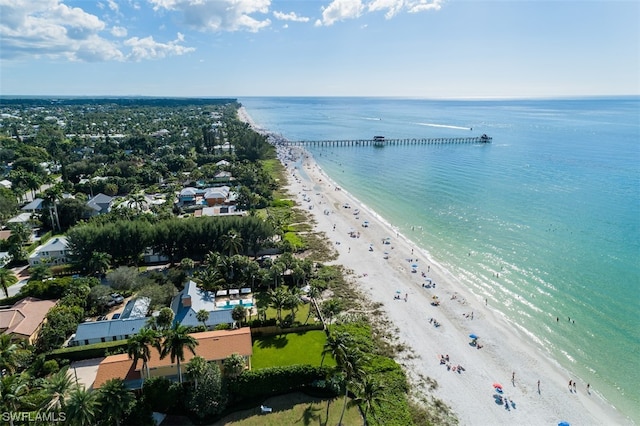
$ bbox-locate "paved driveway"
[69,358,105,390]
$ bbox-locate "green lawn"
[252,330,336,369]
[211,392,362,426]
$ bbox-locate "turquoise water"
[240,97,640,421]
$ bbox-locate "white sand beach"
[238,107,631,425]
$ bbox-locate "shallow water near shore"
[240,96,640,421]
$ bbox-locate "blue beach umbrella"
[558,422,570,426]
[469,334,478,339]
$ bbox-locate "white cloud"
[317,0,364,26]
[0,0,194,62]
[368,0,443,18]
[407,0,443,13]
[124,32,195,61]
[107,0,119,12]
[273,11,310,23]
[111,26,128,37]
[149,0,272,32]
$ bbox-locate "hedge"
[227,364,333,403]
[46,340,129,362]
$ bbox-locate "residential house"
[0,297,57,344]
[177,187,199,206]
[28,236,70,266]
[204,186,231,206]
[72,297,150,346]
[86,193,114,216]
[171,280,234,329]
[7,212,33,227]
[0,179,12,189]
[21,198,44,212]
[92,328,252,389]
[215,159,230,167]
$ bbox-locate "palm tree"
[0,374,30,426]
[321,331,352,367]
[97,378,135,426]
[127,328,160,382]
[338,347,366,426]
[42,367,76,413]
[268,287,289,325]
[160,323,199,384]
[0,334,20,373]
[66,386,100,426]
[221,230,243,256]
[196,309,209,329]
[179,257,195,275]
[349,376,386,425]
[126,193,148,212]
[87,251,111,278]
[0,268,18,299]
[43,185,62,232]
[231,305,247,326]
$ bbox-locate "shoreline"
[238,106,632,425]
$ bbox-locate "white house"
[28,236,71,266]
[171,280,236,329]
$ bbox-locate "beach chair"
[260,405,273,414]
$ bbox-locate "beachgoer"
[428,265,430,272]
[587,383,590,393]
[512,372,515,383]
[404,293,408,302]
[348,247,351,253]
[537,380,540,393]
[573,381,576,392]
[557,317,559,322]
[569,380,572,390]
[411,248,414,254]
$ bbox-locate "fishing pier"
[285,135,491,147]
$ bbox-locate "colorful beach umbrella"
[493,383,503,389]
[469,334,478,339]
[558,422,570,426]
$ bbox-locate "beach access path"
[238,107,631,425]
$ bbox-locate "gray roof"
[171,280,233,327]
[34,236,69,253]
[74,317,148,342]
[22,198,44,211]
[87,193,113,211]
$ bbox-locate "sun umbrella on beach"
[411,263,418,268]
[493,383,503,389]
[469,334,478,340]
[558,422,570,426]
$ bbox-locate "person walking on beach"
[404,293,408,302]
[537,380,540,393]
[573,381,576,392]
[587,383,590,394]
[512,372,515,384]
[569,380,572,391]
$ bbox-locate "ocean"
[239,96,640,421]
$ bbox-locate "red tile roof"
[93,327,252,388]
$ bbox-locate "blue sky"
[1,0,638,98]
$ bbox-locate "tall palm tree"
[338,347,366,426]
[66,386,100,426]
[0,268,18,299]
[268,287,289,325]
[160,323,199,384]
[321,331,352,367]
[127,328,160,382]
[196,309,209,329]
[221,230,243,256]
[97,378,135,426]
[126,193,148,212]
[43,185,62,232]
[349,376,386,425]
[42,367,76,413]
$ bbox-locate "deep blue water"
[240,96,640,420]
